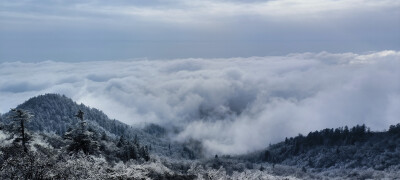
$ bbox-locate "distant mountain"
[0,94,198,158]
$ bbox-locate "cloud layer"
[1,51,399,154]
[1,0,399,61]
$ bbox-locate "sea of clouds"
[0,51,399,154]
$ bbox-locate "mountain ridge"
[0,93,197,158]
[1,94,400,179]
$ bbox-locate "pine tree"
[101,132,108,141]
[128,142,138,160]
[64,110,98,155]
[139,146,150,161]
[117,136,126,148]
[133,134,139,145]
[264,150,271,162]
[9,109,32,153]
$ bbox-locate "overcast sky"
[1,0,399,62]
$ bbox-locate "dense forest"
[0,94,399,179]
[240,124,400,170]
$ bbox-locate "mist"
[0,51,399,154]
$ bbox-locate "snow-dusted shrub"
[52,153,109,179]
[0,148,57,180]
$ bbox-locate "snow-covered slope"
[0,94,196,158]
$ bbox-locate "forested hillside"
[0,94,198,158]
[237,124,400,171]
[1,94,399,179]
[4,94,126,136]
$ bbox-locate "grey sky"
[0,0,399,62]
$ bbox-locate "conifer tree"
[10,109,32,153]
[64,110,98,154]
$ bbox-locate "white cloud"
[0,51,399,155]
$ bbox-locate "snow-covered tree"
[64,110,98,155]
[9,109,32,153]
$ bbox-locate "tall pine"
[9,109,32,153]
[64,110,98,155]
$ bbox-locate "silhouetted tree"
[9,109,32,152]
[264,150,271,161]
